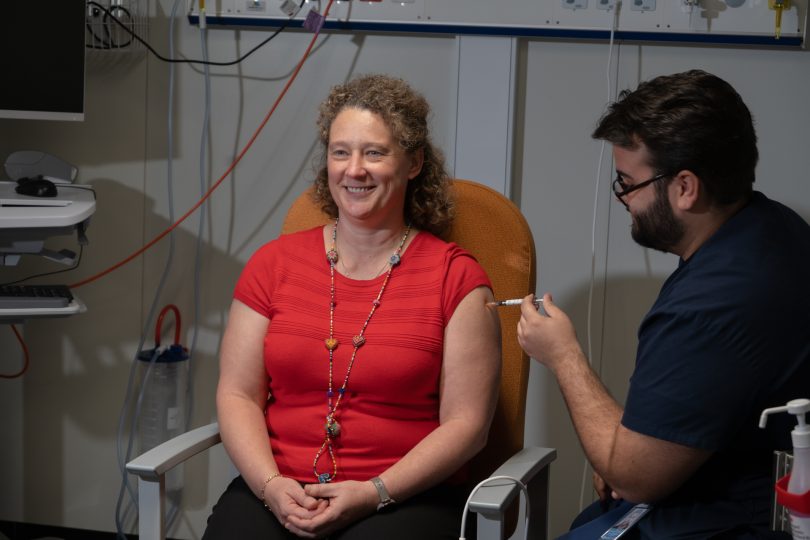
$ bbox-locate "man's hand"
[517,293,582,372]
[593,471,619,508]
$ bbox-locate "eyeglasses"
[612,172,670,207]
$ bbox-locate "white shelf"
[0,296,86,323]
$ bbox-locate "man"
[518,70,810,538]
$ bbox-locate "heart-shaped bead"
[352,335,366,347]
[324,338,339,351]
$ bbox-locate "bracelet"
[259,472,282,509]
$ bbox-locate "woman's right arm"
[217,299,277,497]
[217,300,325,528]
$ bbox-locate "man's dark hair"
[593,69,758,206]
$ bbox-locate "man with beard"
[518,70,810,539]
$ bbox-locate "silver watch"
[370,476,396,510]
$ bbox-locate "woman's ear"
[408,148,425,180]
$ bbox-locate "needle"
[486,298,543,308]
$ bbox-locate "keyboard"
[0,284,74,309]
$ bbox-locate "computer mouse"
[15,176,58,197]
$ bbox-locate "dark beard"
[631,187,685,253]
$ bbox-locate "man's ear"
[672,170,701,211]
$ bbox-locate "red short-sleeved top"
[233,226,492,483]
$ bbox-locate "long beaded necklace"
[313,218,412,483]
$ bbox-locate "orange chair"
[127,179,556,539]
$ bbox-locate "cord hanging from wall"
[85,0,147,69]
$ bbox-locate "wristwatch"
[370,476,396,511]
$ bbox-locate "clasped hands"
[263,477,378,538]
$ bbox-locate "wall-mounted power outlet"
[630,0,655,10]
[595,0,617,10]
[246,0,267,12]
[561,0,588,9]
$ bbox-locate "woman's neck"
[329,219,412,280]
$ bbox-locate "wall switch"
[562,0,588,9]
[630,0,656,11]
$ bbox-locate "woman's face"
[327,107,423,227]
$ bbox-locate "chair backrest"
[281,178,536,483]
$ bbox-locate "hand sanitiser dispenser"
[760,398,810,539]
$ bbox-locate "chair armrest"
[126,422,221,480]
[468,446,556,518]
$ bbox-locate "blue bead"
[318,473,331,483]
[389,253,401,266]
[327,390,333,397]
[338,388,345,395]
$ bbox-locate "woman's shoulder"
[410,230,472,258]
[253,226,324,255]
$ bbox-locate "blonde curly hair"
[312,74,454,237]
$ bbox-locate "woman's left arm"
[295,285,501,535]
[373,284,501,499]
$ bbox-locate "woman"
[203,74,501,539]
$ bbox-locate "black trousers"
[202,476,474,540]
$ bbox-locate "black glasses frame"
[612,172,670,207]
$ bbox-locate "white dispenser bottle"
[760,398,810,539]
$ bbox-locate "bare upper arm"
[217,300,271,408]
[607,423,713,502]
[439,286,501,430]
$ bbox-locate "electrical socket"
[595,0,617,10]
[246,0,267,12]
[561,0,588,9]
[630,0,655,10]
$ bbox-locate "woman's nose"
[346,153,366,177]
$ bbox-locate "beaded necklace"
[313,218,411,483]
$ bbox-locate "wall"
[1,1,809,538]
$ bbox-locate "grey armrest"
[468,446,557,540]
[126,422,221,480]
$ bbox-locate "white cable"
[113,0,184,536]
[187,0,213,437]
[580,0,620,514]
[459,475,530,540]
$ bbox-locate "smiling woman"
[202,74,502,540]
[323,107,421,235]
[313,74,454,238]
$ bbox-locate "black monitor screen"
[0,0,86,121]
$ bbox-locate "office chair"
[127,179,556,540]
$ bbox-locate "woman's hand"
[262,476,328,538]
[283,480,378,537]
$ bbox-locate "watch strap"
[370,476,395,510]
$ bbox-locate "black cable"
[86,3,134,49]
[1,244,84,287]
[85,0,305,66]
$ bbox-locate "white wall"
[1,2,809,538]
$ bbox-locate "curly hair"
[593,70,757,207]
[312,74,454,236]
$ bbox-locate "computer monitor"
[0,0,86,122]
